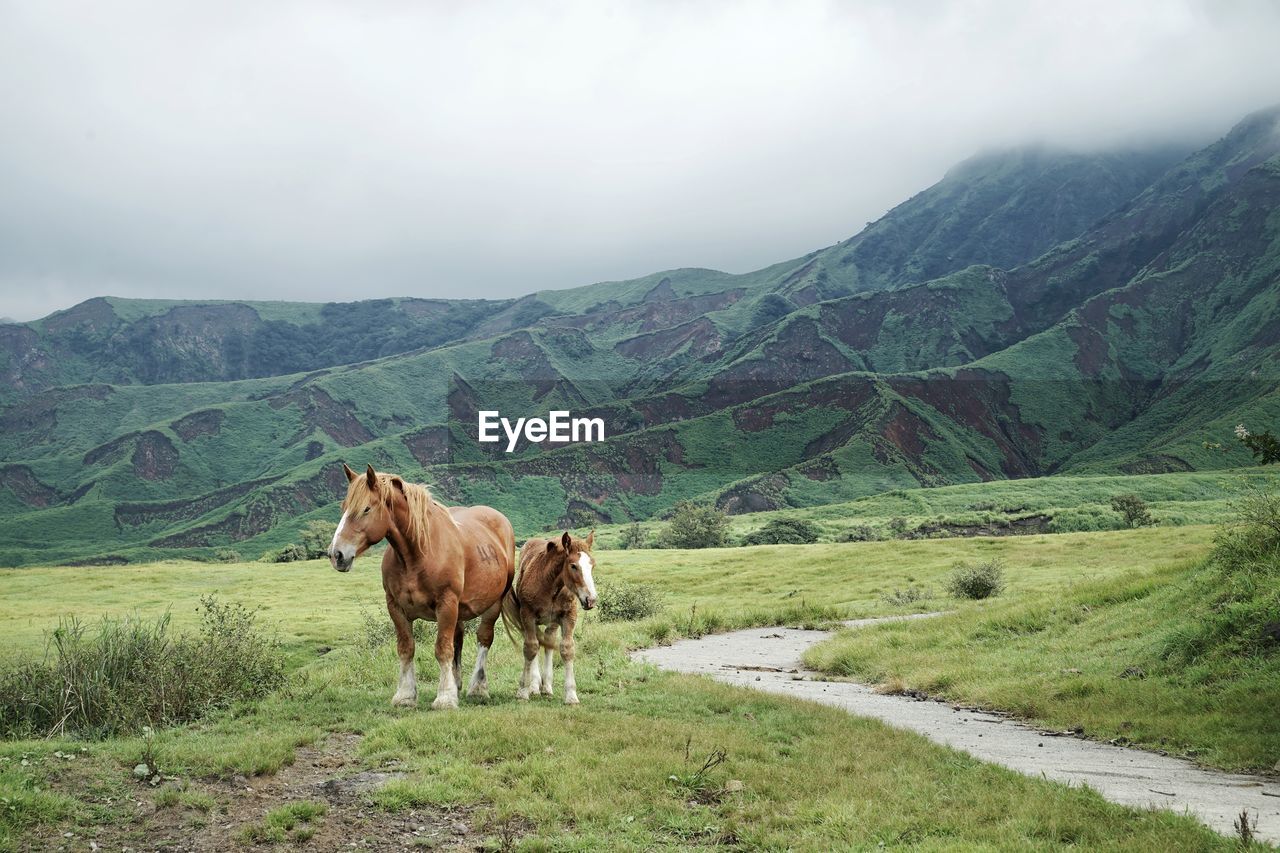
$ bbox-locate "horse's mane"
[344,474,437,550]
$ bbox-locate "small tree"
[1110,494,1154,528]
[299,520,335,559]
[741,517,821,545]
[620,523,648,550]
[1235,424,1280,465]
[658,501,730,549]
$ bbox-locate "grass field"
[589,468,1269,549]
[5,524,1273,849]
[805,536,1280,774]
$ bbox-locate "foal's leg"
[431,594,460,710]
[516,611,541,701]
[560,612,580,705]
[388,600,417,707]
[467,602,500,700]
[538,624,558,697]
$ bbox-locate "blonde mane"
[344,474,438,549]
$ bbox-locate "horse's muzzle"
[580,594,597,610]
[330,550,353,572]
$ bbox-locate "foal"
[502,531,597,704]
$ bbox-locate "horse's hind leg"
[467,602,499,700]
[538,625,558,697]
[452,621,464,696]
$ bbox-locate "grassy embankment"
[4,524,1271,849]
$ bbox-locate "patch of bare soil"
[29,734,518,853]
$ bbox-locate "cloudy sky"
[2,1,1279,321]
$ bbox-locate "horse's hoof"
[515,691,530,701]
[390,694,417,708]
[564,693,580,705]
[540,686,553,697]
[467,687,490,700]
[431,695,459,711]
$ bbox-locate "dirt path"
[31,734,511,852]
[633,615,1280,844]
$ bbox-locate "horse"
[501,530,598,704]
[328,464,515,710]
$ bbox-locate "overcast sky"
[2,1,1279,321]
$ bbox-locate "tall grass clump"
[595,580,664,622]
[0,597,284,739]
[1161,478,1280,665]
[946,559,1005,600]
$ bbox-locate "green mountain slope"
[1,107,1278,566]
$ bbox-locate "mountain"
[1,108,1277,567]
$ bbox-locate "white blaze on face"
[579,552,597,601]
[330,511,357,566]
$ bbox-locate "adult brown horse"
[328,464,514,710]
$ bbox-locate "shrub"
[299,520,335,559]
[267,543,308,563]
[595,580,665,622]
[887,517,910,538]
[1235,424,1280,465]
[840,524,882,542]
[946,559,1006,600]
[881,586,932,606]
[619,523,648,550]
[658,501,730,549]
[212,548,242,563]
[741,517,821,546]
[0,597,284,739]
[1110,494,1155,528]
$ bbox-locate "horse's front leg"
[560,613,579,705]
[431,593,461,710]
[388,601,417,707]
[538,624,558,697]
[516,610,540,701]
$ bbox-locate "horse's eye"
[571,563,580,572]
[363,506,370,514]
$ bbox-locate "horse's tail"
[499,587,523,650]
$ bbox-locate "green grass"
[240,800,325,844]
[587,468,1264,550]
[805,550,1280,773]
[3,525,1268,849]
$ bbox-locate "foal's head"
[329,463,403,572]
[546,530,598,610]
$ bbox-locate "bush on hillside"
[596,580,665,622]
[213,548,242,563]
[619,523,649,550]
[299,520,335,559]
[266,543,308,563]
[840,524,882,542]
[658,501,730,549]
[0,597,284,739]
[1110,494,1155,528]
[741,517,821,545]
[1162,478,1280,665]
[946,559,1005,600]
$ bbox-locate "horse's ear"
[561,531,572,550]
[365,464,378,491]
[545,539,558,554]
[586,529,595,549]
[343,462,357,483]
[389,476,405,494]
